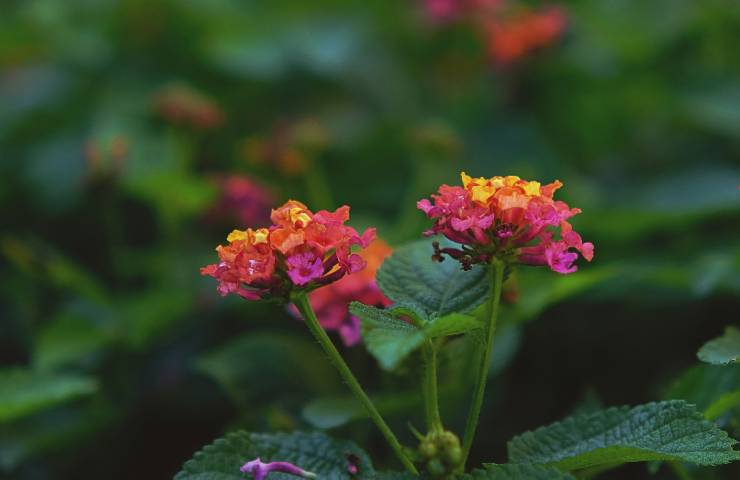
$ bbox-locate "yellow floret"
[227,229,248,243]
[250,228,270,245]
[289,207,312,226]
[521,181,541,196]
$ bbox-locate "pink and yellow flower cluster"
[200,200,375,301]
[417,172,593,273]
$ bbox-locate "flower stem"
[422,340,443,434]
[291,293,418,475]
[460,257,504,470]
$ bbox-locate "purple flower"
[240,458,316,480]
[286,251,325,286]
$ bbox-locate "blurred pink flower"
[209,175,274,227]
[289,238,393,346]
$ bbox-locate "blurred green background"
[1,0,739,479]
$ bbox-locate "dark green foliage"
[0,368,97,423]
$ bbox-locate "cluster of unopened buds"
[200,200,375,301]
[417,431,463,477]
[418,172,593,273]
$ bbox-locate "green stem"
[291,293,418,475]
[422,340,443,434]
[460,257,504,470]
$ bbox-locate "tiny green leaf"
[376,239,490,317]
[175,431,374,479]
[507,400,740,470]
[469,464,576,479]
[0,368,97,423]
[697,326,740,365]
[351,302,480,370]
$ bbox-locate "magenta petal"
[545,247,578,274]
[417,198,434,214]
[286,252,325,286]
[450,216,474,232]
[347,253,366,273]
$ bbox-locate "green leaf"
[175,430,374,479]
[34,311,110,371]
[666,364,740,419]
[303,391,421,430]
[507,400,740,470]
[196,332,339,407]
[302,397,361,430]
[469,464,576,479]
[697,326,740,365]
[0,368,97,423]
[376,239,490,317]
[0,403,113,471]
[351,302,480,370]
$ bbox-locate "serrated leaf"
[0,368,97,423]
[507,400,740,470]
[351,302,480,370]
[376,239,490,317]
[697,326,740,365]
[175,430,374,479]
[352,303,423,370]
[470,464,576,479]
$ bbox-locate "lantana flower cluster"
[418,172,593,274]
[200,200,375,301]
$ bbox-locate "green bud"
[443,445,462,466]
[419,440,437,459]
[427,459,446,477]
[438,431,460,450]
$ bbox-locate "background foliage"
[0,0,738,478]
